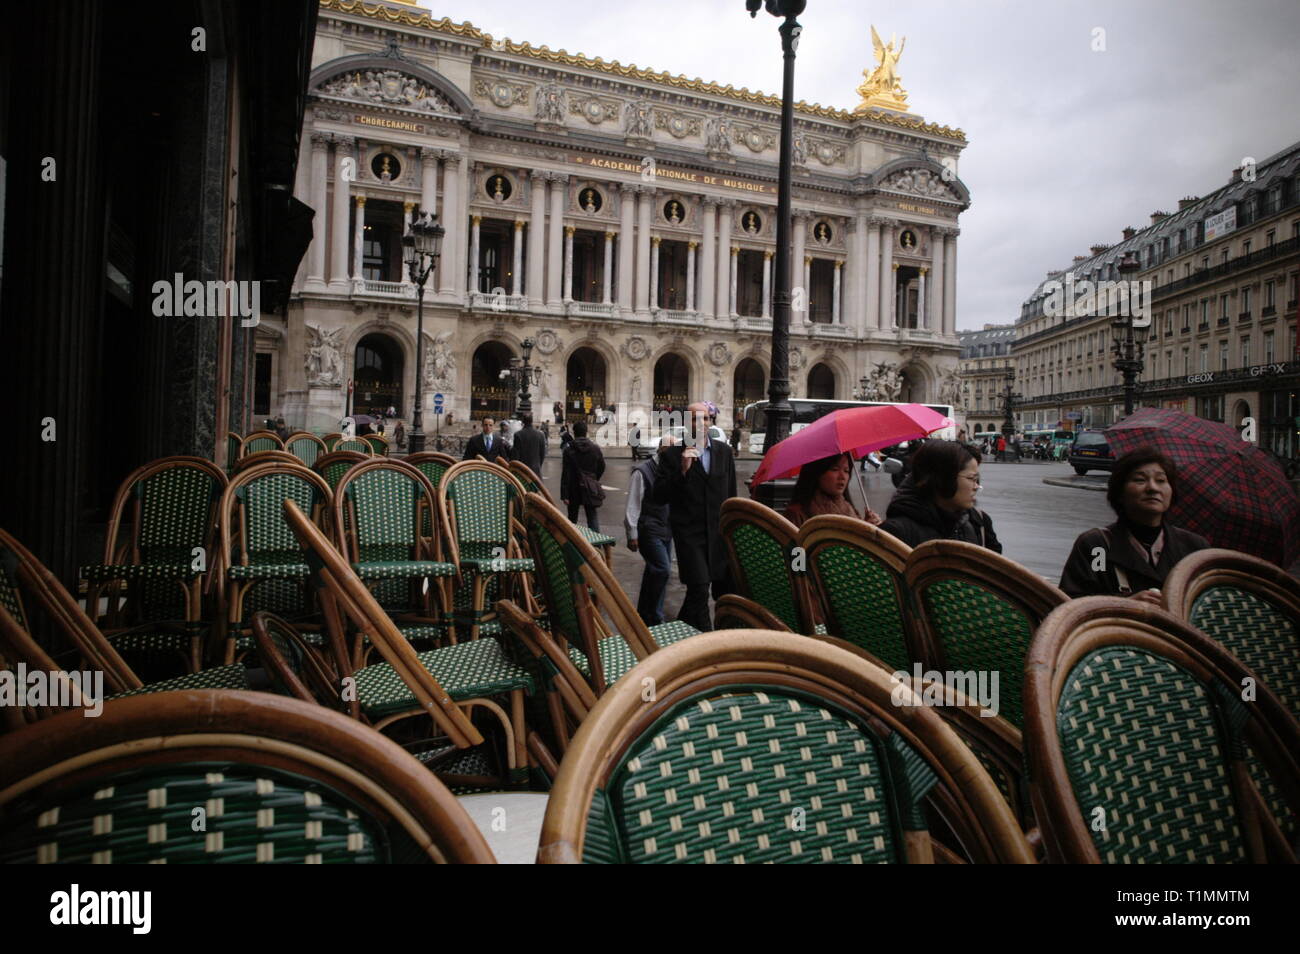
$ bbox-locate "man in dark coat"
[651,401,736,631]
[560,420,606,532]
[463,416,510,463]
[625,435,677,625]
[510,412,547,475]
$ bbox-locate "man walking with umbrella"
[651,401,736,632]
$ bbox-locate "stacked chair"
[508,460,618,566]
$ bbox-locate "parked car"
[1068,428,1115,475]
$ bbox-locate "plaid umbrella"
[1105,408,1300,566]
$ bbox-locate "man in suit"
[651,401,736,631]
[463,416,510,463]
[511,411,547,475]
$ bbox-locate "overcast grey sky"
[426,0,1300,330]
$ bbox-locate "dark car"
[1068,428,1115,475]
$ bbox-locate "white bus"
[741,399,956,455]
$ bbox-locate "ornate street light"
[1110,251,1148,418]
[1000,367,1021,460]
[747,0,806,454]
[402,211,445,454]
[498,337,542,418]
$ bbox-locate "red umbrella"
[1105,407,1300,566]
[750,404,954,487]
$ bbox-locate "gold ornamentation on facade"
[855,27,909,114]
[318,0,964,140]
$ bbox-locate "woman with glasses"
[1058,447,1208,602]
[879,441,1001,552]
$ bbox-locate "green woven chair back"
[917,579,1033,727]
[730,523,801,632]
[1056,646,1247,864]
[581,688,935,864]
[809,542,910,671]
[413,460,450,539]
[344,469,422,610]
[243,436,279,455]
[286,437,323,467]
[323,436,342,452]
[234,472,322,616]
[364,436,389,456]
[319,459,357,493]
[1189,586,1298,715]
[337,438,371,454]
[0,763,426,864]
[446,470,515,546]
[226,434,242,472]
[128,465,221,621]
[527,519,584,646]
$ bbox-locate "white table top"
[455,792,550,865]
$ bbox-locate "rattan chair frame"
[537,630,1036,864]
[321,432,344,452]
[364,434,391,456]
[1025,596,1300,864]
[312,450,368,492]
[510,459,614,569]
[0,689,497,863]
[283,432,329,467]
[240,430,286,455]
[217,462,334,664]
[713,594,792,631]
[798,514,920,671]
[249,610,343,709]
[335,437,374,455]
[86,456,228,671]
[719,498,818,634]
[231,449,307,475]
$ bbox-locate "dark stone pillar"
[0,3,105,586]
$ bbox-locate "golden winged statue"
[855,26,910,113]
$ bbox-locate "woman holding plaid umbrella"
[1059,447,1210,603]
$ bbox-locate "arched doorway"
[898,365,926,403]
[353,333,403,417]
[653,353,690,415]
[733,358,766,410]
[807,363,836,400]
[470,341,515,419]
[1232,399,1251,429]
[565,347,608,423]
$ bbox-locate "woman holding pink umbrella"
[783,452,883,527]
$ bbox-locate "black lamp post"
[1111,251,1148,418]
[402,211,445,454]
[499,337,542,419]
[1000,367,1021,461]
[747,0,805,454]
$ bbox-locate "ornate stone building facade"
[1013,141,1300,465]
[957,325,1016,435]
[268,0,970,436]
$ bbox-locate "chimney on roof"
[1150,210,1169,225]
[1122,226,1137,240]
[983,323,997,330]
[1072,255,1088,263]
[1089,244,1110,256]
[1177,196,1199,210]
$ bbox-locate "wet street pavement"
[534,452,1115,620]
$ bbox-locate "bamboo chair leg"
[510,688,528,784]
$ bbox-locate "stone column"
[761,250,773,318]
[928,227,946,335]
[420,146,438,215]
[329,139,354,290]
[715,201,734,317]
[878,218,895,329]
[469,214,481,294]
[892,262,902,328]
[306,133,329,288]
[547,173,567,306]
[833,261,843,324]
[686,241,697,311]
[528,170,546,306]
[438,153,462,294]
[944,229,959,335]
[649,236,660,310]
[563,225,575,302]
[602,231,614,304]
[699,198,717,318]
[400,201,416,294]
[352,195,367,283]
[917,266,927,330]
[635,187,653,312]
[729,246,739,316]
[617,184,635,310]
[803,256,812,309]
[792,212,807,291]
[511,221,524,297]
[865,216,883,330]
[843,215,860,327]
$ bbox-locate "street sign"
[433,392,444,411]
[1065,411,1083,421]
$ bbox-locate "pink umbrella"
[750,404,955,487]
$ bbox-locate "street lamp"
[747,0,806,454]
[402,211,445,454]
[1111,251,1148,418]
[498,337,542,418]
[1000,368,1021,461]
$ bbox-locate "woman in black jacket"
[1058,447,1209,603]
[879,441,1002,552]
